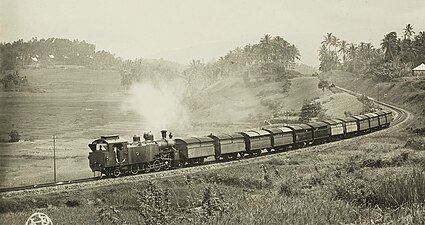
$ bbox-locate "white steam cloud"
[122,81,190,133]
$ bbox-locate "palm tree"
[260,34,272,62]
[330,35,339,52]
[381,32,398,61]
[403,24,415,40]
[348,43,358,71]
[338,40,348,65]
[321,33,333,52]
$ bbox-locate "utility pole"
[377,85,380,103]
[53,135,57,183]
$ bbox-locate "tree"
[381,32,398,62]
[0,38,120,70]
[403,24,415,40]
[331,35,339,52]
[413,31,425,66]
[319,25,423,81]
[318,80,329,97]
[339,40,348,67]
[299,100,322,123]
[318,45,340,72]
[321,33,333,52]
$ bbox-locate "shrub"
[299,100,322,123]
[277,182,299,196]
[8,129,20,142]
[96,205,128,225]
[135,181,171,225]
[65,200,80,208]
[201,186,229,218]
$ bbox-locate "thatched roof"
[413,63,425,71]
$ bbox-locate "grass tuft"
[375,170,425,208]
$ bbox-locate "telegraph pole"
[377,85,380,103]
[53,135,57,183]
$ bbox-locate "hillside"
[320,70,425,126]
[190,76,363,124]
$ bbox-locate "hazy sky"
[1,0,424,66]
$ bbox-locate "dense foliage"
[0,38,120,72]
[182,34,300,93]
[319,24,425,81]
[119,58,184,88]
[119,34,300,98]
[299,100,322,123]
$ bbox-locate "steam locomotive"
[88,110,393,177]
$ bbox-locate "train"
[88,110,393,177]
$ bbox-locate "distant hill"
[292,63,319,75]
[147,41,244,64]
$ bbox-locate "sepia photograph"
[0,0,424,224]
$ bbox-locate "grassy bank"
[1,124,424,224]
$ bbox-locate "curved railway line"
[0,86,413,195]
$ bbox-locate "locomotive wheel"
[130,165,139,175]
[104,169,111,178]
[142,164,150,173]
[153,160,161,172]
[113,168,120,178]
[164,161,171,170]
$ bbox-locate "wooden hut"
[412,63,425,78]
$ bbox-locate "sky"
[1,0,424,66]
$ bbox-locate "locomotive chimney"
[161,129,167,139]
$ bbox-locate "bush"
[8,129,20,142]
[277,182,299,196]
[299,100,322,123]
[65,200,80,208]
[201,186,230,218]
[135,181,171,225]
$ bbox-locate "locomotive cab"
[88,135,129,173]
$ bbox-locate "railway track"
[334,86,412,127]
[0,86,412,195]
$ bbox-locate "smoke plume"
[122,80,190,133]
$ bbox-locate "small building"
[412,63,425,78]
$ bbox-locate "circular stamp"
[25,212,53,225]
